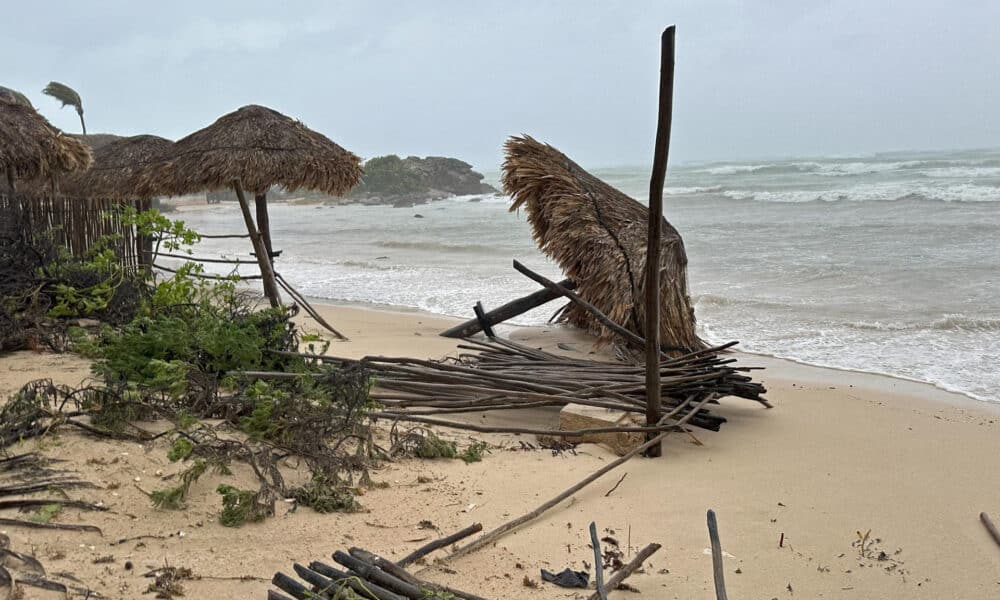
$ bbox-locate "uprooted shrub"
[2,209,381,525]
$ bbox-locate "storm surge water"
[179,148,1000,402]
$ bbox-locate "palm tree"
[42,81,86,134]
[0,86,33,108]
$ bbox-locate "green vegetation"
[29,503,62,524]
[354,154,425,196]
[3,207,496,529]
[217,484,269,527]
[148,460,207,510]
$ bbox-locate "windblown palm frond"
[0,86,32,108]
[42,81,86,134]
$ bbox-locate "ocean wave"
[377,239,500,253]
[847,315,1000,332]
[697,163,821,176]
[719,183,1000,203]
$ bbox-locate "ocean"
[176,148,1000,402]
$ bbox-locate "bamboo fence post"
[232,181,281,307]
[644,25,676,457]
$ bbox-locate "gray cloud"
[4,1,998,169]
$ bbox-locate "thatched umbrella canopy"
[138,104,362,198]
[503,135,705,352]
[0,100,93,190]
[137,104,362,308]
[62,134,173,199]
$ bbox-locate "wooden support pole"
[254,192,274,259]
[644,25,676,457]
[707,509,728,600]
[233,181,281,307]
[440,279,577,338]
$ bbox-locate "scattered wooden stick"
[397,523,483,567]
[586,542,661,600]
[604,473,628,497]
[590,522,608,600]
[981,512,1000,549]
[446,397,711,562]
[0,518,101,534]
[707,509,728,600]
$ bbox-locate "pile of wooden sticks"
[267,335,768,440]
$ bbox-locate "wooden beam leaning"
[440,279,577,338]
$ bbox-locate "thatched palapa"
[0,100,93,187]
[136,104,362,310]
[137,104,361,197]
[503,135,704,352]
[62,134,173,199]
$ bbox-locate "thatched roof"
[0,100,93,182]
[74,133,125,153]
[503,135,705,352]
[61,134,173,199]
[138,104,362,197]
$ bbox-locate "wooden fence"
[0,193,144,271]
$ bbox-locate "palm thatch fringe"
[62,134,173,199]
[136,104,362,197]
[0,101,93,183]
[502,135,704,352]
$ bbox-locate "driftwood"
[586,543,662,600]
[707,509,729,600]
[446,397,710,562]
[981,512,1000,549]
[589,522,607,600]
[440,279,577,338]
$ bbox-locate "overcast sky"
[4,1,998,169]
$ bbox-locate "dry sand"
[1,302,998,599]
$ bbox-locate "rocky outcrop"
[347,155,497,204]
[400,156,497,196]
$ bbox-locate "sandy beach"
[1,301,998,599]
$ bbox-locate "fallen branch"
[981,512,1000,549]
[446,397,711,561]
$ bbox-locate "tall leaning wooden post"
[233,180,282,308]
[644,25,676,457]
